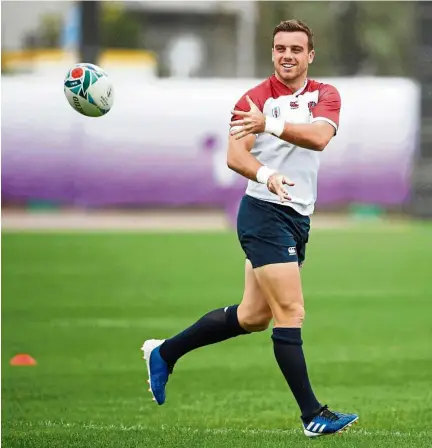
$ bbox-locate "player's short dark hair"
[272,20,314,52]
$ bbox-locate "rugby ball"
[64,63,114,117]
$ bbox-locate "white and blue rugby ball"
[64,63,114,117]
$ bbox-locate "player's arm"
[227,133,294,203]
[226,133,260,181]
[275,121,335,151]
[230,87,340,151]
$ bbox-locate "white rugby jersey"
[232,75,341,216]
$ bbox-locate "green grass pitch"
[2,223,432,447]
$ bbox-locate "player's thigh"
[253,261,304,327]
[237,259,273,331]
[237,195,308,326]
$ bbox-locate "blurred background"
[2,3,432,446]
[2,0,432,228]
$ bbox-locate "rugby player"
[142,19,358,437]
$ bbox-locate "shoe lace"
[319,405,339,422]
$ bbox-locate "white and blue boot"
[141,339,170,405]
[303,405,359,437]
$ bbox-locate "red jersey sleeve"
[231,91,265,122]
[310,84,341,132]
[231,80,270,122]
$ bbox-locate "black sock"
[272,327,321,422]
[159,305,249,369]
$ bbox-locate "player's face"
[272,31,315,83]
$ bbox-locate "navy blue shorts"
[236,194,310,269]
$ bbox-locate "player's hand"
[267,173,295,203]
[230,96,265,139]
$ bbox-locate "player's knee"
[242,316,272,332]
[274,302,305,326]
[284,302,305,320]
[238,308,272,332]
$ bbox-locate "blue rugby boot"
[141,339,170,405]
[303,405,359,437]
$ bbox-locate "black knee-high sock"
[272,328,322,422]
[159,305,249,369]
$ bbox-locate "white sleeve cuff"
[311,117,338,133]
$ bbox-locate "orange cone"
[10,354,37,366]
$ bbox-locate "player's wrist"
[264,116,285,137]
[256,166,277,184]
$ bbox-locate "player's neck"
[274,72,308,94]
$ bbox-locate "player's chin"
[277,70,298,81]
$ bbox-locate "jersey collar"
[271,74,308,97]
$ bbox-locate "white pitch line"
[12,421,432,438]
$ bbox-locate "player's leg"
[238,196,317,417]
[240,194,320,420]
[142,258,271,405]
[239,194,357,435]
[254,259,358,436]
[254,260,320,416]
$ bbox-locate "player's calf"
[158,305,250,369]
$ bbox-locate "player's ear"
[271,46,275,62]
[308,49,315,64]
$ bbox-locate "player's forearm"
[265,118,328,151]
[282,123,327,151]
[227,134,267,182]
[227,144,263,182]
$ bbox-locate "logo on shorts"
[288,247,297,256]
[290,101,299,109]
[272,106,281,118]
